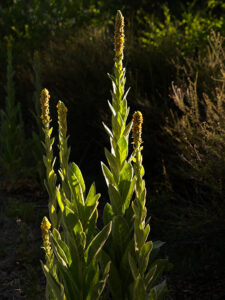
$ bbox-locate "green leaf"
[85,222,112,265]
[103,203,114,225]
[100,250,123,300]
[120,98,128,119]
[91,261,111,300]
[147,259,168,290]
[122,87,130,102]
[84,199,99,224]
[123,120,133,136]
[105,148,120,180]
[122,176,136,213]
[52,229,72,267]
[108,184,122,215]
[101,162,116,186]
[117,136,128,163]
[128,253,139,280]
[69,162,86,194]
[107,100,116,116]
[145,265,157,289]
[102,122,114,138]
[84,260,100,299]
[147,289,157,300]
[133,275,146,300]
[112,215,130,255]
[51,234,69,267]
[56,185,64,212]
[153,280,167,300]
[119,161,133,182]
[86,183,96,204]
[139,241,153,275]
[41,262,65,300]
[149,240,165,265]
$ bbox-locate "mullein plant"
[41,92,112,299]
[101,10,168,300]
[0,41,26,183]
[40,88,58,228]
[41,10,168,300]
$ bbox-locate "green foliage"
[137,1,225,55]
[41,93,112,299]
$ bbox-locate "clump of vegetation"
[40,11,168,300]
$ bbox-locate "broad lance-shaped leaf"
[100,250,124,300]
[56,185,64,212]
[85,182,97,205]
[122,176,136,213]
[145,265,157,290]
[84,222,112,265]
[52,229,72,266]
[123,120,133,137]
[147,259,169,290]
[103,203,114,225]
[112,215,129,256]
[104,148,120,181]
[101,162,116,187]
[133,275,146,300]
[148,240,166,265]
[84,261,100,299]
[69,162,86,194]
[152,280,167,300]
[128,253,139,280]
[108,184,122,215]
[138,241,153,275]
[41,262,65,300]
[116,136,128,164]
[91,261,111,300]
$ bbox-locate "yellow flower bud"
[41,216,51,233]
[40,89,50,126]
[114,10,125,60]
[57,100,68,132]
[132,111,143,148]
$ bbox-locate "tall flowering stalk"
[102,10,134,217]
[57,101,70,195]
[129,112,168,299]
[40,89,58,228]
[101,10,136,299]
[101,11,168,300]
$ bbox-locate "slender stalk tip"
[57,100,68,132]
[41,216,51,257]
[114,10,125,60]
[132,111,143,148]
[41,216,51,233]
[40,88,50,126]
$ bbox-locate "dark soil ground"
[0,185,225,300]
